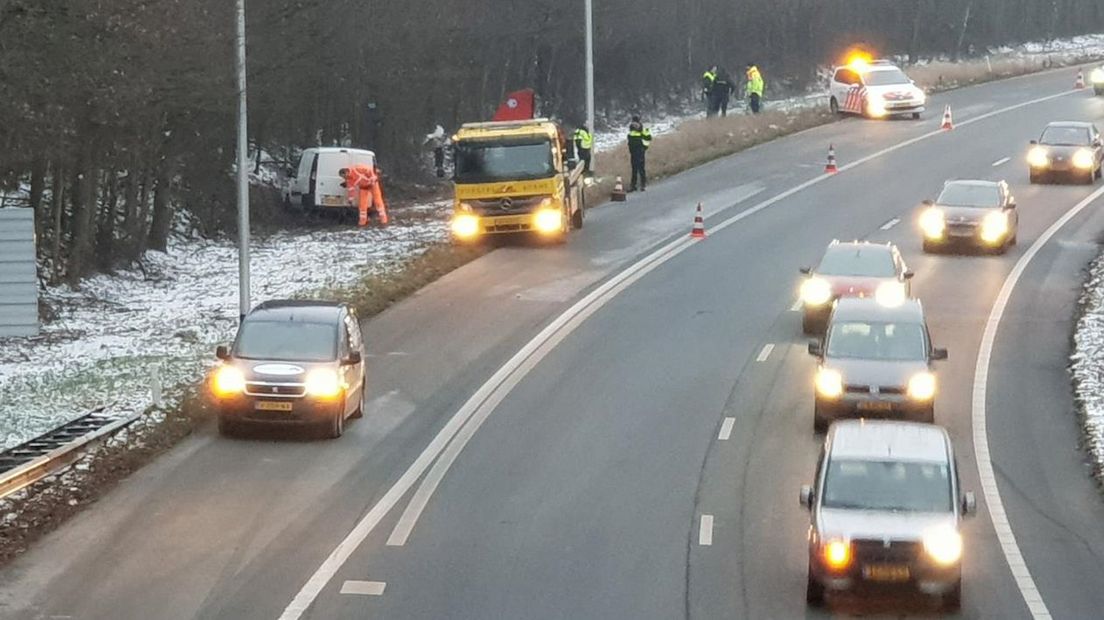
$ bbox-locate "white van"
[283,147,377,213]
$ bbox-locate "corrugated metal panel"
[0,208,39,337]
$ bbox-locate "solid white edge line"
[339,581,386,596]
[992,156,1012,167]
[279,86,1079,620]
[756,343,775,362]
[971,184,1104,619]
[880,217,901,231]
[790,300,803,312]
[718,417,736,441]
[699,514,714,546]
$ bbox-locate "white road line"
[789,300,802,312]
[756,344,775,362]
[339,581,386,596]
[279,86,1079,620]
[699,514,714,546]
[992,156,1011,167]
[879,217,901,231]
[718,417,736,441]
[971,184,1104,619]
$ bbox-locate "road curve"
[1,67,1103,620]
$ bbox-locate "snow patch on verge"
[1072,251,1104,480]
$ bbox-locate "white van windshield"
[823,459,952,512]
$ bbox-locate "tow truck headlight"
[305,368,342,398]
[907,371,937,401]
[875,281,907,308]
[451,213,480,238]
[1027,146,1049,168]
[815,368,844,399]
[923,526,963,566]
[919,207,945,239]
[1073,148,1095,169]
[1091,68,1104,84]
[534,209,562,234]
[821,539,853,571]
[213,366,246,397]
[800,277,832,306]
[980,211,1009,244]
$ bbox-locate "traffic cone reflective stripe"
[941,105,954,130]
[690,203,706,238]
[824,144,838,174]
[611,176,627,202]
[1075,70,1086,89]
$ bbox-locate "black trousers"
[630,152,646,190]
[719,94,730,116]
[749,93,761,113]
[578,148,591,173]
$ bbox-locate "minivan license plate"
[863,564,910,582]
[322,195,345,206]
[255,401,293,412]
[857,401,894,412]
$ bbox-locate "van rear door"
[314,151,354,208]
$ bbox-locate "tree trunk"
[95,169,120,271]
[954,2,973,61]
[28,159,46,242]
[49,167,65,285]
[147,159,174,252]
[66,162,99,286]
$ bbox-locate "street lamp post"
[235,0,251,321]
[585,0,595,168]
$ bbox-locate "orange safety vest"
[341,165,389,227]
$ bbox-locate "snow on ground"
[0,208,449,450]
[1071,252,1104,477]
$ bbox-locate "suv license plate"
[857,401,894,412]
[255,401,293,412]
[863,564,910,582]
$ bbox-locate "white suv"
[829,60,926,119]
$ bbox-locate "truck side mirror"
[216,345,230,360]
[799,485,814,510]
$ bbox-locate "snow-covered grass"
[0,209,449,450]
[1071,252,1104,482]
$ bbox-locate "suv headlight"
[923,526,963,566]
[875,281,907,308]
[907,372,937,401]
[1027,146,1049,168]
[213,366,246,397]
[1073,148,1095,169]
[980,211,1009,243]
[305,368,343,398]
[801,277,832,306]
[816,368,844,399]
[919,207,945,239]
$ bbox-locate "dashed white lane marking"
[718,417,736,441]
[992,156,1011,167]
[340,581,386,596]
[756,344,775,362]
[699,515,714,546]
[790,300,802,312]
[879,217,901,231]
[971,184,1104,619]
[279,86,1080,620]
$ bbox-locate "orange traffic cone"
[690,203,706,238]
[941,105,954,130]
[824,144,838,174]
[611,176,627,202]
[1075,70,1086,89]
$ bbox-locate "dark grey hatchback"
[210,300,366,438]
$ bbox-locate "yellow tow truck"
[449,119,585,243]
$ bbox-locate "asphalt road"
[2,67,1104,619]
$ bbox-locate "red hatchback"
[799,241,914,334]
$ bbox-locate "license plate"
[857,401,894,412]
[255,401,293,412]
[863,564,910,582]
[322,195,346,206]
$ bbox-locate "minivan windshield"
[454,139,554,183]
[822,459,952,512]
[817,247,896,277]
[235,321,337,362]
[826,321,927,361]
[937,183,1000,208]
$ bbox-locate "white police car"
[829,58,926,120]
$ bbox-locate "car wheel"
[1029,170,1041,184]
[571,206,585,230]
[806,568,826,606]
[922,240,938,254]
[829,97,840,116]
[919,405,935,424]
[325,408,345,439]
[813,402,831,433]
[217,416,242,437]
[942,581,962,613]
[912,112,921,120]
[801,312,819,336]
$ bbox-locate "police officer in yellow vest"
[745,62,765,114]
[627,115,652,192]
[573,125,593,175]
[702,66,718,116]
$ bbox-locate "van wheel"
[942,581,962,612]
[829,97,840,116]
[325,409,345,439]
[806,569,825,606]
[801,312,819,335]
[813,402,830,433]
[912,112,921,120]
[218,416,242,437]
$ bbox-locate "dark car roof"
[831,297,925,323]
[943,179,998,188]
[246,299,345,323]
[1045,121,1094,129]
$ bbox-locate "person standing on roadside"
[574,124,593,175]
[702,65,718,116]
[745,62,764,113]
[627,115,652,192]
[713,67,735,117]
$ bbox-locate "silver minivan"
[799,420,975,611]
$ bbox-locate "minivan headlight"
[923,526,963,566]
[305,368,342,398]
[801,277,832,306]
[907,372,937,401]
[822,539,853,570]
[875,281,907,308]
[213,366,246,397]
[816,368,844,399]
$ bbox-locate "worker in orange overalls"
[339,165,389,227]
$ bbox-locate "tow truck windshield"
[454,139,554,183]
[235,321,337,362]
[822,459,952,512]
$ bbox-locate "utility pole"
[585,0,595,169]
[235,0,251,321]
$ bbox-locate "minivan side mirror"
[962,491,977,516]
[1007,200,1017,210]
[799,266,811,275]
[216,345,231,360]
[903,270,915,280]
[800,484,814,510]
[931,347,948,361]
[808,340,823,357]
[343,351,363,366]
[921,199,934,206]
[1029,139,1038,145]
